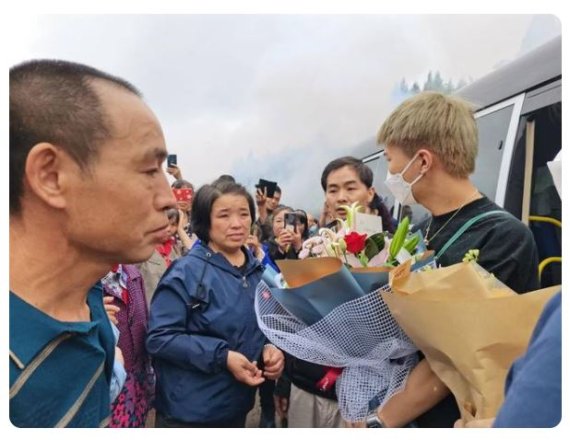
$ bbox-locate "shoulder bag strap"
[436,210,511,260]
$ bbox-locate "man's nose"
[156,171,177,211]
[337,189,348,203]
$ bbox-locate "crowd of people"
[9,59,560,429]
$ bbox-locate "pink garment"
[103,265,154,428]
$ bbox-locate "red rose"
[344,231,368,254]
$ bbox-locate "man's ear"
[417,148,434,174]
[24,143,78,209]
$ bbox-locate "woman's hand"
[262,345,284,380]
[178,209,189,232]
[103,296,120,325]
[276,230,294,253]
[227,351,265,387]
[166,164,182,180]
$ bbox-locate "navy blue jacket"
[494,292,561,427]
[146,243,266,424]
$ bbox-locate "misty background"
[8,14,561,216]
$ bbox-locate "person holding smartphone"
[166,153,183,180]
[171,179,195,238]
[265,206,302,263]
[255,179,283,242]
[256,206,301,428]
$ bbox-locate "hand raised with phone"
[276,229,294,251]
[255,187,268,206]
[166,154,182,179]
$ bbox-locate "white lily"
[337,201,365,231]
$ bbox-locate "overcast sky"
[6,14,561,214]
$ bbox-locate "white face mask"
[384,154,423,205]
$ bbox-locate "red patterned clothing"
[102,265,154,428]
[156,238,175,267]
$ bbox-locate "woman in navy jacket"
[147,181,284,427]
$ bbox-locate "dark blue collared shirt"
[10,283,115,427]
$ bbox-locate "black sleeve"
[477,220,540,293]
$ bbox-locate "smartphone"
[284,212,297,233]
[257,178,278,198]
[167,154,177,167]
[173,188,193,203]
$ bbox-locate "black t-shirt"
[413,196,539,427]
[417,195,539,293]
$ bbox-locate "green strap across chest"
[436,210,511,260]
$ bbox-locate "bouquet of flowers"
[255,203,434,422]
[382,260,560,424]
[298,202,425,269]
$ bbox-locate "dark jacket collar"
[191,242,262,277]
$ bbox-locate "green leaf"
[364,232,385,259]
[358,252,369,267]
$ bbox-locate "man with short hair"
[320,156,394,232]
[361,91,539,428]
[10,59,176,427]
[273,157,394,428]
[266,185,282,212]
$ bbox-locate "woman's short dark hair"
[270,205,293,225]
[295,209,309,240]
[212,174,236,185]
[191,181,255,244]
[171,179,194,190]
[320,156,373,191]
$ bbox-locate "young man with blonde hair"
[360,92,538,428]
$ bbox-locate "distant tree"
[398,72,472,97]
[433,71,444,91]
[423,71,434,91]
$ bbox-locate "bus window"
[472,104,514,202]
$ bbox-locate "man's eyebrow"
[140,148,168,162]
[341,180,359,186]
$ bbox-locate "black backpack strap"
[184,252,212,326]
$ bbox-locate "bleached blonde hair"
[377,92,478,178]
